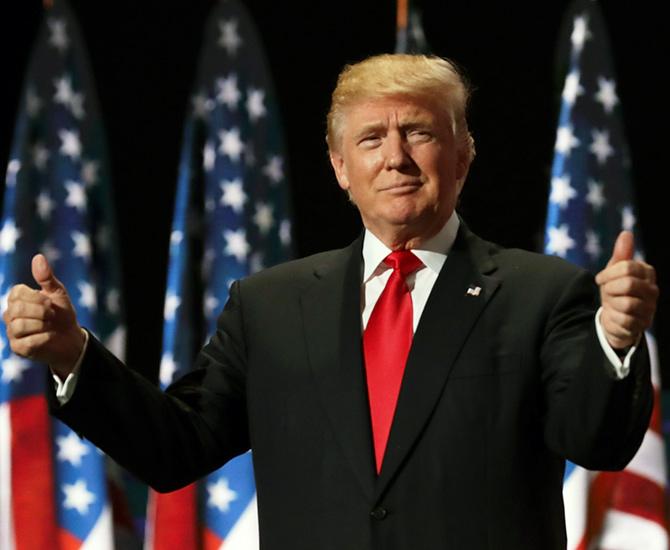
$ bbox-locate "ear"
[329,150,350,191]
[455,148,471,194]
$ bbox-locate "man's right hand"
[2,254,85,379]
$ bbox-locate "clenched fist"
[596,231,658,350]
[2,254,85,379]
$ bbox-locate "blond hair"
[326,54,475,162]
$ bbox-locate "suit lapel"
[375,225,501,499]
[300,236,376,499]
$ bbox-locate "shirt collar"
[362,212,460,282]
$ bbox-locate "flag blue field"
[544,1,667,547]
[0,1,126,549]
[145,1,293,548]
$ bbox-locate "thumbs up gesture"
[595,231,659,350]
[2,254,85,378]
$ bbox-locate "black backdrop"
[2,1,667,386]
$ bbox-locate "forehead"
[341,95,447,130]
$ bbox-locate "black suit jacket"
[51,224,653,550]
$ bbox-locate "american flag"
[0,1,127,549]
[394,0,429,55]
[544,1,667,547]
[144,1,292,548]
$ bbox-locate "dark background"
[2,1,667,385]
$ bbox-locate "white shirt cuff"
[594,307,637,379]
[52,329,89,405]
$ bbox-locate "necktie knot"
[384,250,423,278]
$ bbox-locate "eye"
[407,129,433,143]
[357,135,381,148]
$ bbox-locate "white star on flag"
[105,288,120,315]
[550,175,577,208]
[216,74,241,110]
[203,142,216,171]
[53,75,74,105]
[571,15,590,53]
[47,18,69,53]
[5,159,20,187]
[71,231,92,260]
[207,477,238,512]
[164,293,181,321]
[78,281,97,311]
[32,143,50,171]
[0,220,21,254]
[253,203,274,234]
[562,71,583,106]
[249,252,264,274]
[65,181,87,212]
[59,129,82,160]
[622,205,636,231]
[42,241,62,264]
[218,127,245,162]
[279,219,292,246]
[220,179,247,213]
[595,77,618,114]
[585,230,601,260]
[56,432,90,467]
[170,230,184,247]
[62,479,96,515]
[81,160,99,187]
[159,353,178,386]
[37,192,55,220]
[218,19,242,55]
[586,180,606,210]
[1,356,31,383]
[555,124,580,156]
[589,129,614,165]
[545,224,575,257]
[224,229,250,262]
[246,87,266,122]
[204,292,220,318]
[263,155,284,184]
[192,92,214,119]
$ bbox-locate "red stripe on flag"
[148,484,199,549]
[650,389,662,435]
[203,527,223,550]
[579,470,667,548]
[58,527,83,550]
[10,396,58,550]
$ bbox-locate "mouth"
[379,181,422,194]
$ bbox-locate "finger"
[596,260,656,286]
[602,308,649,337]
[31,254,66,295]
[9,331,54,360]
[7,284,52,306]
[602,296,656,324]
[8,318,50,339]
[600,278,659,300]
[607,230,634,267]
[3,300,54,322]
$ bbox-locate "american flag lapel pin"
[466,284,482,297]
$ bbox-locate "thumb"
[607,231,635,267]
[32,254,66,295]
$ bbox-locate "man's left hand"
[595,230,659,350]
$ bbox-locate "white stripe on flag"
[598,509,668,550]
[626,430,667,488]
[647,332,661,389]
[0,402,15,550]
[81,505,113,550]
[563,465,590,550]
[219,496,259,550]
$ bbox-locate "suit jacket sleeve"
[48,280,250,492]
[540,266,653,470]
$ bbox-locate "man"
[3,54,658,549]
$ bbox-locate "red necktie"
[363,250,424,474]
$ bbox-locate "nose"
[383,133,411,170]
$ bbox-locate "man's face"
[330,95,469,246]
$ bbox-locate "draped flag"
[544,1,668,547]
[0,1,127,549]
[395,0,429,54]
[144,1,292,548]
